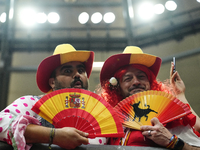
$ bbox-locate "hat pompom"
[109,77,118,86]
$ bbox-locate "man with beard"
[0,44,104,150]
[99,46,200,149]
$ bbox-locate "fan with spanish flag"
[31,88,125,138]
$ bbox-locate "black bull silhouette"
[131,101,158,122]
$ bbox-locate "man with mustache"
[99,46,200,149]
[0,44,105,150]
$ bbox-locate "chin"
[131,90,145,95]
[73,87,82,89]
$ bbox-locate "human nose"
[132,76,140,85]
[73,71,81,79]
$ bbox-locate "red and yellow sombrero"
[100,46,162,84]
[37,44,94,93]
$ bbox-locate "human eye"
[138,73,147,79]
[63,68,72,74]
[123,76,132,82]
[78,68,86,74]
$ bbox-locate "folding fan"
[31,88,124,138]
[114,90,191,130]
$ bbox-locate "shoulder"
[4,95,40,111]
[15,95,41,102]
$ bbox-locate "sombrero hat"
[37,44,94,93]
[100,46,161,85]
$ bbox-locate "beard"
[53,78,88,91]
[122,85,147,98]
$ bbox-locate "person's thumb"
[76,129,89,144]
[77,129,89,137]
[151,117,160,126]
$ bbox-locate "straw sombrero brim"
[37,51,94,93]
[100,53,161,85]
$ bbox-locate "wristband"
[173,138,184,150]
[49,128,55,149]
[166,135,178,149]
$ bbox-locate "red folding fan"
[114,90,191,130]
[31,88,124,138]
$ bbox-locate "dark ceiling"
[1,0,200,52]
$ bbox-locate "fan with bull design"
[114,90,191,130]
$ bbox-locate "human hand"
[170,62,185,96]
[53,127,89,149]
[140,117,172,147]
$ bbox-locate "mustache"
[70,78,83,87]
[128,85,146,92]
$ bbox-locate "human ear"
[49,78,55,90]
